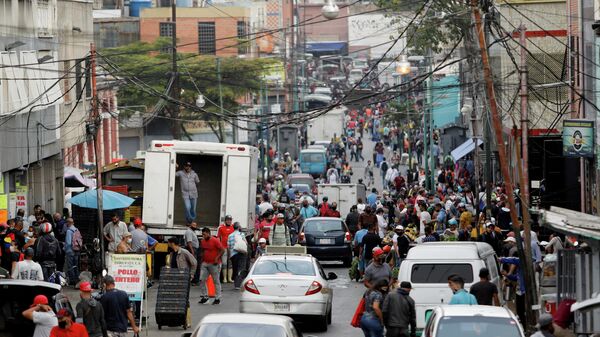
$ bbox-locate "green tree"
[374,0,470,54]
[101,39,276,141]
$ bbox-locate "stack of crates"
[155,267,190,330]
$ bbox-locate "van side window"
[411,264,474,283]
[485,255,500,280]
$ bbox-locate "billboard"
[562,119,594,157]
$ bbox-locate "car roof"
[200,313,293,325]
[303,217,343,221]
[405,242,495,260]
[0,279,61,292]
[257,254,315,262]
[436,305,515,318]
[288,173,313,178]
[301,149,327,154]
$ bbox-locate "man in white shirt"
[22,295,57,337]
[356,198,366,214]
[418,202,431,235]
[376,208,387,238]
[103,214,129,253]
[12,248,43,280]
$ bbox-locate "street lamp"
[196,94,206,108]
[396,55,411,75]
[321,0,339,20]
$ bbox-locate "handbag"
[350,296,366,328]
[233,234,248,254]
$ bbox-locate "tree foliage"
[101,39,277,140]
[375,0,470,54]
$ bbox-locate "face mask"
[303,204,308,208]
[127,238,132,244]
[9,246,16,252]
[58,321,67,329]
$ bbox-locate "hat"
[536,313,553,328]
[133,218,143,227]
[123,232,132,237]
[395,225,404,231]
[56,308,73,319]
[504,237,516,243]
[184,162,192,167]
[277,213,285,219]
[31,295,48,307]
[79,281,92,292]
[448,218,458,226]
[40,222,52,234]
[400,281,412,289]
[258,238,267,244]
[372,247,384,258]
[382,245,392,253]
[225,215,233,220]
[486,222,495,228]
[458,202,466,208]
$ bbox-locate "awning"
[450,139,483,161]
[306,42,347,54]
[571,295,600,313]
[64,166,95,188]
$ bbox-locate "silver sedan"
[239,253,337,332]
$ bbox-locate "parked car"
[184,313,305,337]
[298,217,352,267]
[239,253,337,331]
[397,242,502,330]
[424,305,524,337]
[0,280,72,337]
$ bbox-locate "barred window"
[526,52,568,103]
[198,22,216,55]
[237,21,248,54]
[159,22,173,37]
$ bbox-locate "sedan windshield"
[252,259,316,276]
[435,316,522,337]
[197,323,287,337]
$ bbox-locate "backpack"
[40,236,60,261]
[71,229,83,252]
[380,161,388,172]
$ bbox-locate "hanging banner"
[563,120,594,158]
[109,254,146,301]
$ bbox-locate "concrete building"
[94,10,141,49]
[0,0,120,221]
[139,6,251,56]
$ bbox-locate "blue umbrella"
[67,189,135,210]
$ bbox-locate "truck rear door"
[142,151,174,227]
[338,185,356,217]
[225,155,252,229]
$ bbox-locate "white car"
[424,305,525,337]
[186,313,303,337]
[239,254,336,331]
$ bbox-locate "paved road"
[64,264,365,337]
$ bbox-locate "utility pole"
[423,52,432,190]
[89,43,105,269]
[170,0,180,139]
[427,48,435,191]
[471,1,537,332]
[519,24,530,207]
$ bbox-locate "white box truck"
[307,106,346,144]
[317,183,366,217]
[142,140,259,235]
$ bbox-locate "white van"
[397,242,503,330]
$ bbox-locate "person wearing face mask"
[103,214,128,253]
[325,202,341,218]
[49,308,87,337]
[299,199,318,219]
[76,282,107,337]
[364,247,391,289]
[115,232,133,254]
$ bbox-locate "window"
[252,259,315,276]
[159,22,173,37]
[63,60,71,102]
[435,316,521,337]
[197,323,287,337]
[300,153,325,163]
[75,60,83,100]
[198,22,216,55]
[85,57,91,98]
[303,219,344,234]
[410,264,474,284]
[237,21,248,54]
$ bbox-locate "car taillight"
[244,279,260,294]
[305,281,322,296]
[345,232,351,243]
[299,232,305,243]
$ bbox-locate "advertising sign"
[562,119,594,157]
[109,254,146,301]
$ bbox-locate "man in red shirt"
[217,215,235,283]
[325,202,341,218]
[50,308,88,337]
[198,227,225,305]
[256,211,275,243]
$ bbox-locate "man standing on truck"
[176,162,200,224]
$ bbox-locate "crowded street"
[2,1,600,337]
